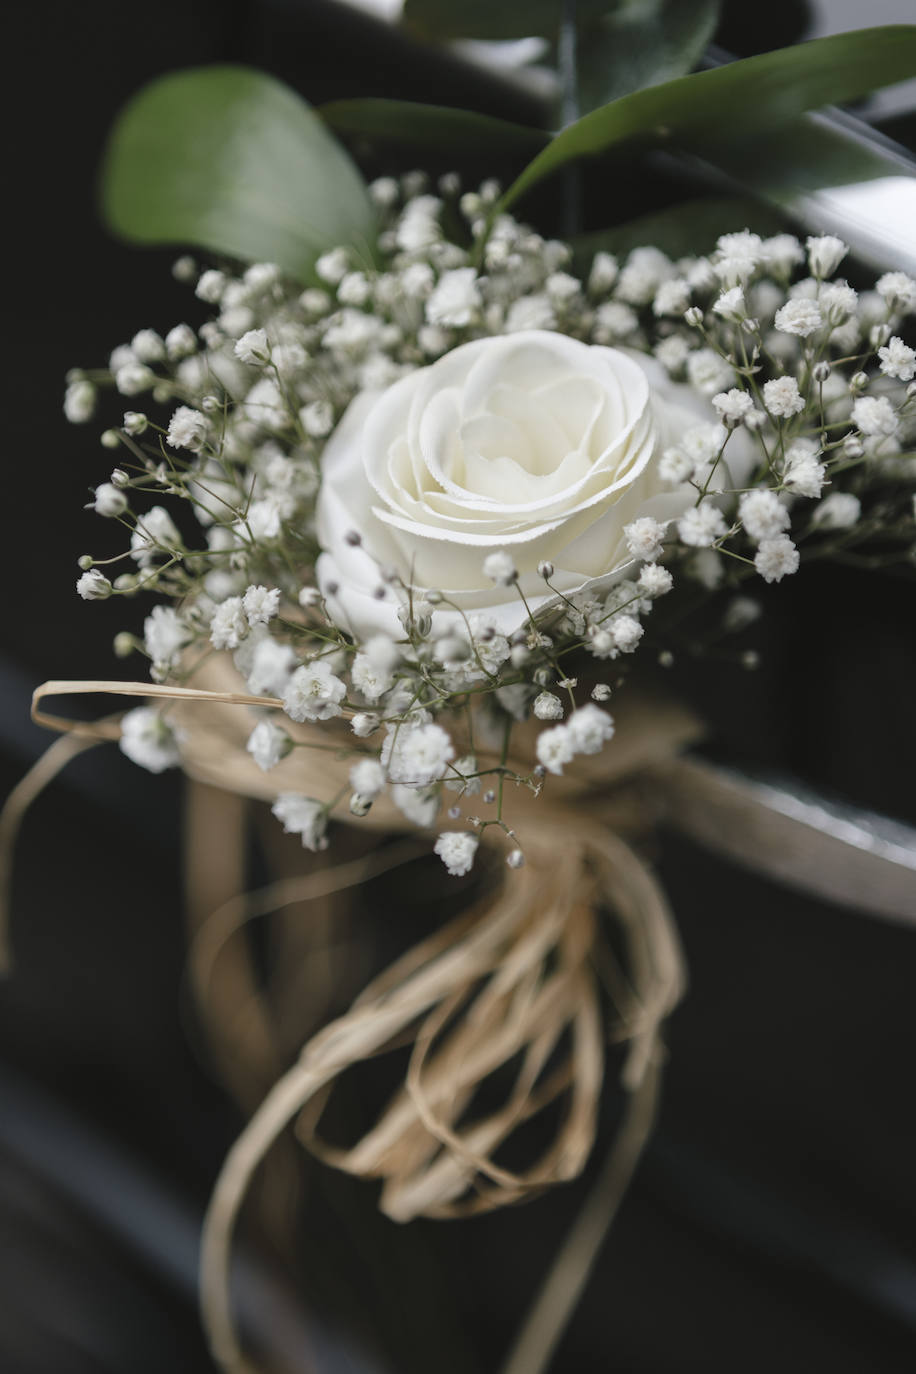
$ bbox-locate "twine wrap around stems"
[13,661,698,1374]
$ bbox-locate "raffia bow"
[7,657,700,1374]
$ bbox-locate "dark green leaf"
[577,0,721,111]
[711,110,916,203]
[502,26,916,208]
[101,66,376,282]
[319,99,549,155]
[402,0,610,41]
[570,194,789,266]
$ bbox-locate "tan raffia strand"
[18,661,700,1374]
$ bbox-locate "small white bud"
[92,483,128,517]
[483,550,516,585]
[77,569,112,600]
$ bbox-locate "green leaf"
[402,0,610,41]
[710,110,916,204]
[101,66,376,282]
[570,194,789,266]
[502,26,916,208]
[319,99,550,156]
[577,0,721,111]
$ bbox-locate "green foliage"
[319,100,549,154]
[101,66,376,282]
[502,26,916,207]
[577,0,721,111]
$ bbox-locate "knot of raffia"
[198,813,685,1371]
[13,665,696,1374]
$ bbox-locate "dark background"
[2,2,915,1371]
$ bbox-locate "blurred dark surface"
[3,1,915,1371]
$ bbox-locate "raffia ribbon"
[10,659,701,1374]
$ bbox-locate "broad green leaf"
[502,26,916,208]
[570,194,789,267]
[402,0,611,41]
[710,110,916,204]
[577,0,721,111]
[101,66,376,282]
[319,99,550,155]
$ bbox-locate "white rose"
[316,330,717,638]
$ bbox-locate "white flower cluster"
[65,180,916,878]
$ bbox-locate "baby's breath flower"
[638,564,673,597]
[774,298,822,337]
[234,328,270,365]
[383,722,454,786]
[131,329,165,363]
[535,723,575,775]
[739,489,791,542]
[434,831,478,876]
[115,363,155,396]
[852,395,899,437]
[299,400,334,437]
[876,272,916,311]
[130,507,180,566]
[533,692,564,721]
[754,534,799,583]
[483,550,517,585]
[165,323,197,359]
[567,703,615,755]
[712,287,745,322]
[272,793,328,850]
[64,380,96,423]
[76,568,112,600]
[653,278,691,317]
[426,268,481,327]
[144,604,188,666]
[678,503,729,548]
[762,375,805,418]
[712,388,754,425]
[351,652,394,703]
[210,596,249,650]
[119,707,181,773]
[283,661,347,723]
[624,516,665,562]
[587,251,618,294]
[350,758,386,799]
[783,444,826,498]
[92,483,127,517]
[611,615,643,653]
[806,235,847,278]
[813,492,861,529]
[247,719,293,771]
[167,405,208,452]
[687,348,734,395]
[316,248,350,285]
[878,336,916,382]
[243,584,280,626]
[196,269,226,303]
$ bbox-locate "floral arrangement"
[65,189,916,873]
[15,15,916,1374]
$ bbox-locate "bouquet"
[11,10,916,1374]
